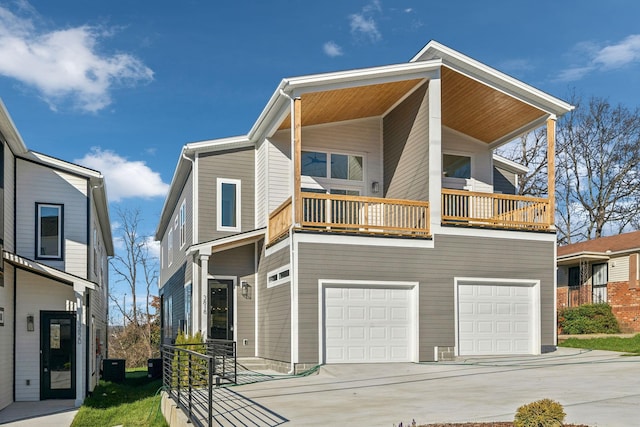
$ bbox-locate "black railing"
[162,340,236,426]
[205,339,237,385]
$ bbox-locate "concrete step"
[236,357,270,371]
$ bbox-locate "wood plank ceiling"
[276,67,547,145]
[277,79,424,130]
[440,67,546,143]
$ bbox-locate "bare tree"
[496,128,548,196]
[498,95,640,244]
[109,207,160,366]
[558,95,640,241]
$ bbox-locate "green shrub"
[172,331,208,387]
[514,399,565,427]
[558,303,621,334]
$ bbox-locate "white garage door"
[458,283,535,356]
[324,286,414,363]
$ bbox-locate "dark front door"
[209,279,234,340]
[41,312,75,399]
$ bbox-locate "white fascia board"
[26,151,102,179]
[247,61,442,142]
[185,135,253,153]
[285,60,441,95]
[556,253,610,265]
[91,179,114,255]
[0,99,28,154]
[492,154,529,174]
[186,228,266,257]
[411,41,574,116]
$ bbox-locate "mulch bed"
[420,424,591,427]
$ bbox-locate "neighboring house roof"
[0,99,114,255]
[4,250,97,292]
[0,99,28,155]
[155,40,574,239]
[493,154,529,175]
[557,231,640,265]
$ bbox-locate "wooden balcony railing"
[267,193,430,244]
[268,197,293,243]
[441,189,551,230]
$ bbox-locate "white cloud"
[0,3,153,112]
[593,34,640,69]
[145,235,160,259]
[349,1,382,43]
[557,34,640,82]
[323,41,343,57]
[75,147,169,202]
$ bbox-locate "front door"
[41,312,75,399]
[209,279,234,340]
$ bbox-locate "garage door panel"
[369,306,387,320]
[348,288,366,299]
[458,283,534,356]
[325,286,413,363]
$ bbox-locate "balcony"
[268,193,430,244]
[441,189,551,231]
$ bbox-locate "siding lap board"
[296,234,554,363]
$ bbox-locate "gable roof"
[0,100,114,255]
[156,40,574,240]
[558,231,640,258]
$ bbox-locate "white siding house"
[0,100,113,409]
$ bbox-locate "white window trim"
[36,203,63,259]
[167,228,173,266]
[442,150,474,188]
[267,264,291,288]
[217,178,242,232]
[301,148,367,195]
[179,199,187,248]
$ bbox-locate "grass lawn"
[71,368,168,427]
[559,333,640,355]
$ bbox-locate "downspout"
[181,149,197,336]
[279,88,298,375]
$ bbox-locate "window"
[443,154,471,179]
[568,266,580,287]
[164,295,173,338]
[217,178,241,232]
[167,229,173,266]
[302,150,363,182]
[331,154,363,181]
[184,283,192,335]
[36,203,63,259]
[179,200,186,247]
[302,151,327,177]
[592,263,608,286]
[267,265,291,288]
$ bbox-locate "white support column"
[427,73,442,235]
[199,253,210,336]
[74,290,85,407]
[191,255,199,336]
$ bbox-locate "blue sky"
[1,0,639,315]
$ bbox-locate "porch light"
[241,281,250,299]
[27,314,34,332]
[371,181,380,194]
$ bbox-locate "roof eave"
[411,40,574,117]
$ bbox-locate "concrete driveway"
[232,348,640,427]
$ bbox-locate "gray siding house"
[0,101,113,409]
[156,41,573,372]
